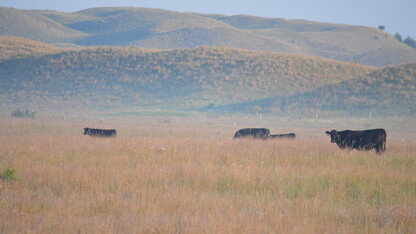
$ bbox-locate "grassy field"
[0,116,415,233]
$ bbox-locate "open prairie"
[1,116,415,233]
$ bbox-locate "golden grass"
[0,117,415,233]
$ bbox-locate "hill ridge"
[0,30,414,117]
[1,6,415,66]
[212,63,416,117]
[1,37,384,115]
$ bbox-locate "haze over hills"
[214,64,416,117]
[1,6,415,66]
[1,36,415,117]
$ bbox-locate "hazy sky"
[1,0,415,38]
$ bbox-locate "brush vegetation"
[0,117,415,233]
[0,36,67,59]
[220,63,416,117]
[0,37,374,108]
[0,168,19,182]
[1,36,415,117]
[1,6,416,66]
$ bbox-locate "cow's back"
[344,128,386,153]
[353,129,386,143]
[233,128,270,139]
[84,128,117,137]
[269,133,296,139]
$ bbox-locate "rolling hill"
[0,36,67,59]
[1,36,415,117]
[0,36,376,113]
[213,63,416,117]
[0,7,85,43]
[1,6,415,66]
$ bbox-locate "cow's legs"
[375,144,382,154]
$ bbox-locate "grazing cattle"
[233,128,270,139]
[325,129,386,154]
[84,128,117,137]
[268,133,296,139]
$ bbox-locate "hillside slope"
[0,6,415,66]
[0,37,375,112]
[0,7,85,43]
[0,36,67,59]
[217,64,416,117]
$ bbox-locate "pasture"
[0,116,415,233]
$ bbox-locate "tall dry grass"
[0,117,415,233]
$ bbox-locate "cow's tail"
[382,129,387,152]
[381,136,386,152]
[377,129,387,154]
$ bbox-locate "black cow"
[325,129,386,154]
[233,128,270,139]
[268,133,296,139]
[84,128,117,137]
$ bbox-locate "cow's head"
[325,130,340,143]
[84,128,90,135]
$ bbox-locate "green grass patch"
[0,168,19,182]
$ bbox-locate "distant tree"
[204,103,215,110]
[378,25,385,31]
[403,36,416,48]
[394,32,403,42]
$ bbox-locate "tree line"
[394,33,416,48]
[378,25,415,49]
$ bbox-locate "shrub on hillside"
[0,168,19,182]
[11,109,36,118]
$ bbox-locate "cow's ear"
[325,131,330,135]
